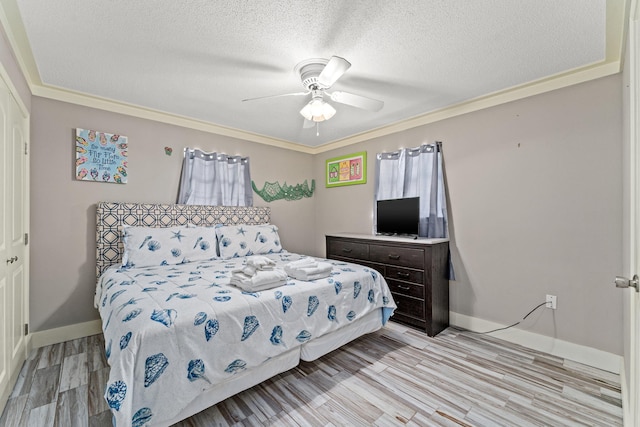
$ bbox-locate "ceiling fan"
[242,56,384,125]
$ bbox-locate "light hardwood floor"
[0,322,623,426]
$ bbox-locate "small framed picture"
[75,128,128,184]
[325,151,367,187]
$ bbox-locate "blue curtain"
[177,148,253,206]
[375,142,448,238]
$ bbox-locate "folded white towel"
[299,271,334,281]
[286,257,318,269]
[230,268,287,291]
[235,265,257,276]
[246,256,276,271]
[285,262,333,281]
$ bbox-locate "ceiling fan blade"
[242,91,309,102]
[329,91,384,112]
[317,56,351,88]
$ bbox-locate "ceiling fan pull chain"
[316,122,320,136]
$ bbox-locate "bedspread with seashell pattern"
[95,252,396,427]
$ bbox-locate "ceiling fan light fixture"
[245,55,383,128]
[300,99,336,122]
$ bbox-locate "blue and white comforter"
[94,252,396,426]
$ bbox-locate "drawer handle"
[342,248,353,253]
[396,272,410,279]
[388,254,400,260]
[397,285,411,290]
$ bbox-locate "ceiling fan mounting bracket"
[294,58,329,90]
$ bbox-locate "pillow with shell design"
[215,224,282,259]
[122,225,219,268]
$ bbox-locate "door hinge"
[24,233,28,245]
[24,323,28,335]
[24,142,28,155]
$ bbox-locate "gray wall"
[28,73,624,356]
[313,75,623,356]
[29,97,315,331]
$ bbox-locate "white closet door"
[8,85,25,376]
[0,74,9,410]
[0,76,27,412]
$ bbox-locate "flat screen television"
[376,197,420,236]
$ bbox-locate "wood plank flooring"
[0,322,623,426]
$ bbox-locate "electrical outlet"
[546,294,557,310]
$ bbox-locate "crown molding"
[0,0,629,156]
[0,0,40,87]
[311,59,621,154]
[32,83,316,154]
[311,0,628,154]
[24,55,624,157]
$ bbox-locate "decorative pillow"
[122,225,219,268]
[186,223,221,256]
[215,224,282,259]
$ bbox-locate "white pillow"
[215,224,282,259]
[122,225,219,268]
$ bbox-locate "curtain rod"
[377,141,442,159]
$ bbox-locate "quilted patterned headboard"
[96,202,271,277]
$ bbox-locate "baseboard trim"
[27,314,621,374]
[30,319,103,349]
[450,312,622,374]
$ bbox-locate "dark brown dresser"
[326,233,449,337]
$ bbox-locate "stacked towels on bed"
[230,256,288,291]
[284,257,333,281]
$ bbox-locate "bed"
[94,202,396,426]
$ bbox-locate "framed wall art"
[325,151,367,187]
[75,128,128,184]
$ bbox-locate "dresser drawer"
[327,239,369,260]
[391,292,425,320]
[387,278,424,299]
[386,266,423,284]
[370,244,424,268]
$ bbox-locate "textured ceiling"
[11,0,609,147]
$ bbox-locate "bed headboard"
[96,202,271,277]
